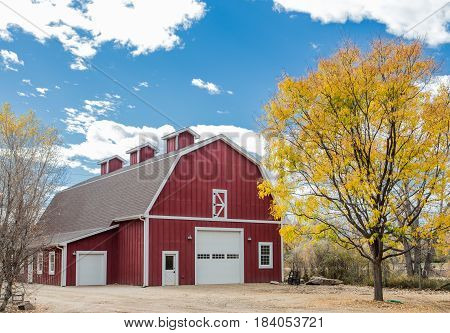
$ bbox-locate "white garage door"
[76,251,107,286]
[196,229,243,285]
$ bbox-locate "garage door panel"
[77,252,107,286]
[196,229,243,285]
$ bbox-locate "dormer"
[126,142,159,165]
[97,155,126,175]
[161,128,200,153]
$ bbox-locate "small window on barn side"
[212,189,227,219]
[37,252,43,275]
[258,242,273,269]
[48,251,55,275]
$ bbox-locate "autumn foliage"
[259,40,449,301]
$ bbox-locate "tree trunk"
[0,280,12,312]
[402,239,414,276]
[370,239,384,301]
[422,244,434,278]
[372,260,384,301]
[413,243,421,275]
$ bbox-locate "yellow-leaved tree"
[259,40,449,301]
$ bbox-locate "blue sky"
[0,0,449,185]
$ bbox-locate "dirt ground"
[20,283,449,313]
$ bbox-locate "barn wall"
[130,151,138,165]
[116,220,143,285]
[108,158,123,173]
[66,228,118,286]
[178,131,195,149]
[166,137,176,153]
[26,247,62,286]
[139,146,155,162]
[149,218,281,286]
[150,139,273,221]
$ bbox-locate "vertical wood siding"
[100,162,107,175]
[177,131,195,149]
[166,137,176,153]
[150,139,274,220]
[139,146,155,162]
[116,220,143,285]
[66,229,118,286]
[28,247,62,286]
[130,151,138,165]
[149,219,281,286]
[108,158,123,173]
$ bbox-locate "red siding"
[100,162,107,175]
[27,248,62,286]
[149,219,281,286]
[66,229,118,286]
[130,151,138,165]
[108,158,123,173]
[116,220,143,285]
[166,137,176,153]
[178,131,195,149]
[139,146,155,162]
[150,140,273,220]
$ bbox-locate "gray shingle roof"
[40,150,180,236]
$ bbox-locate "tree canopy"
[259,40,449,301]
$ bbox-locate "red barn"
[30,128,282,287]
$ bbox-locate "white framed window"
[212,189,227,219]
[37,252,43,275]
[258,242,273,269]
[48,251,55,275]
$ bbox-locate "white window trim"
[37,252,43,275]
[212,189,227,219]
[48,251,55,276]
[258,242,273,269]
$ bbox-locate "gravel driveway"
[25,283,449,313]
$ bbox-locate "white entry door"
[195,228,244,285]
[162,251,178,286]
[27,256,33,283]
[76,251,107,286]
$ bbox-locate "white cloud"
[274,0,450,46]
[423,75,450,96]
[310,42,319,49]
[0,0,206,68]
[127,104,136,109]
[191,78,221,94]
[70,57,88,71]
[83,99,115,115]
[132,86,140,91]
[17,91,28,97]
[54,85,61,89]
[36,87,48,97]
[60,120,265,175]
[226,90,234,95]
[216,110,230,114]
[22,78,32,85]
[62,107,97,135]
[138,81,149,88]
[62,96,119,134]
[191,125,265,158]
[0,49,24,71]
[105,93,121,99]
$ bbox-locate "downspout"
[140,215,149,287]
[56,245,67,287]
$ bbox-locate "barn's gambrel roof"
[40,135,267,244]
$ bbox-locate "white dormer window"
[212,189,227,219]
